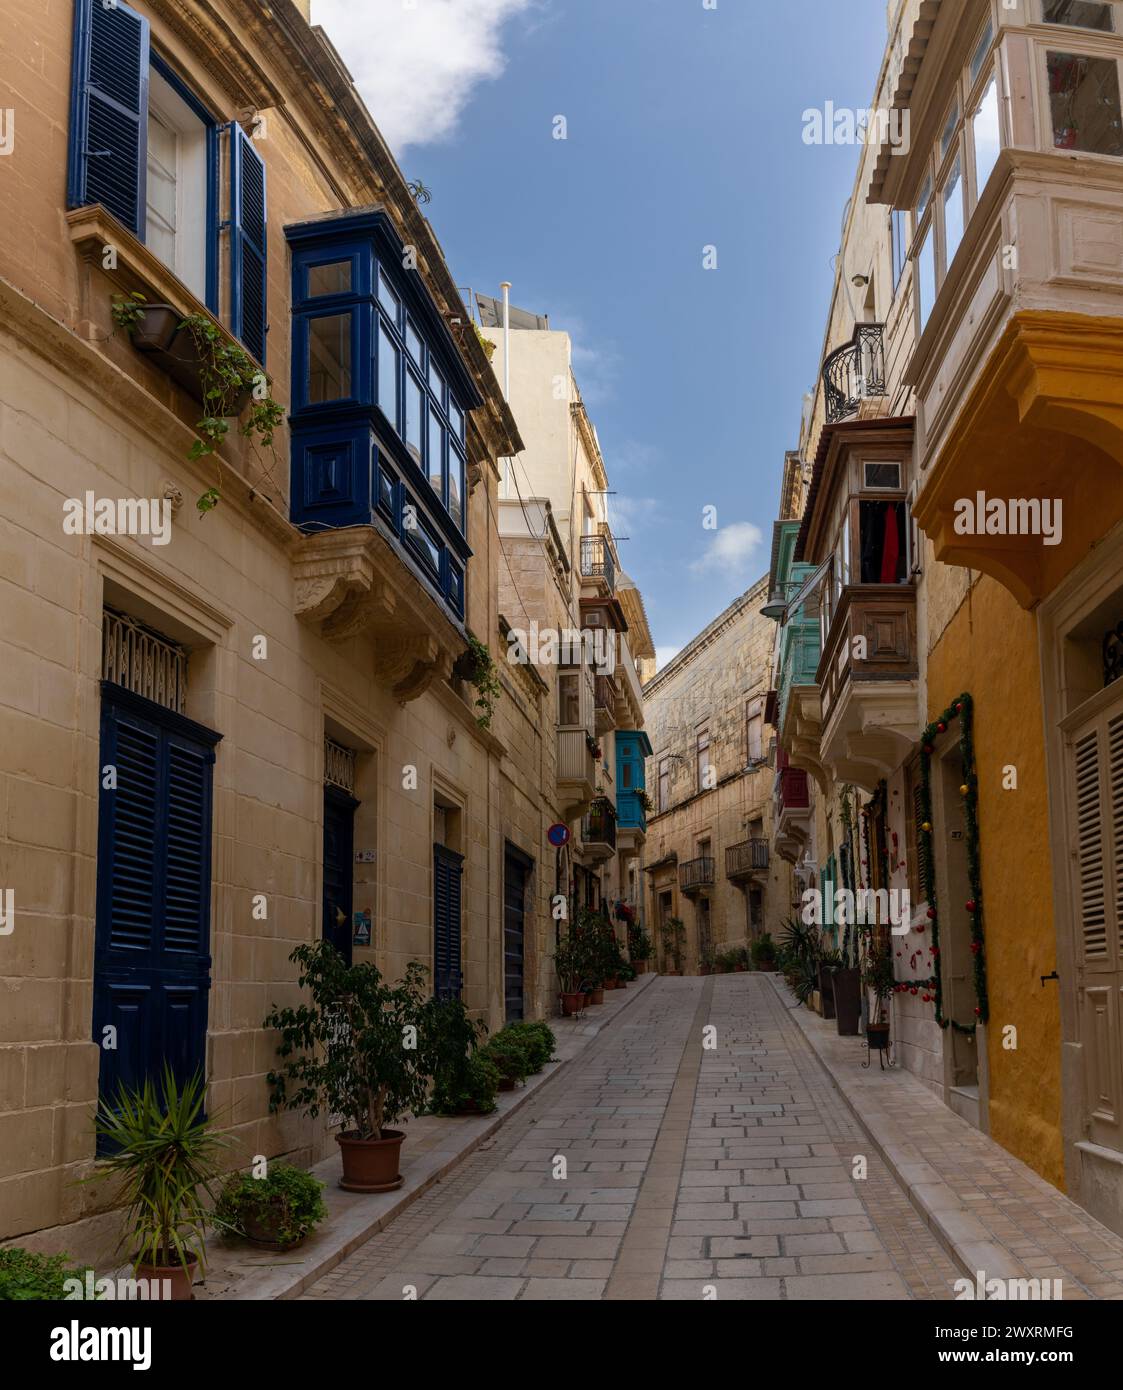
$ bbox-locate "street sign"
[547,823,570,848]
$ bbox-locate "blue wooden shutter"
[95,688,218,1111]
[67,0,149,237]
[230,123,267,363]
[433,845,463,1001]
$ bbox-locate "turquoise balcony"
[616,730,653,846]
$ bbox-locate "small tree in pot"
[861,935,896,1049]
[264,941,430,1193]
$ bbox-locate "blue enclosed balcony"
[615,729,653,852]
[285,208,484,700]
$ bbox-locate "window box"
[127,303,252,410]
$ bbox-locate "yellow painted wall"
[927,575,1063,1189]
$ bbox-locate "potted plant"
[0,1247,87,1300]
[660,916,685,975]
[504,1021,556,1073]
[89,1066,231,1301]
[553,934,584,1016]
[421,996,495,1116]
[452,635,502,729]
[628,922,653,973]
[733,947,750,973]
[751,934,778,973]
[264,941,431,1194]
[213,1162,327,1251]
[481,1031,533,1091]
[861,937,896,1050]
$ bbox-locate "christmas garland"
[918,692,988,1033]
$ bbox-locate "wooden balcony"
[557,727,596,818]
[679,857,715,895]
[774,757,812,865]
[816,584,920,790]
[725,839,769,882]
[594,674,618,735]
[580,801,617,862]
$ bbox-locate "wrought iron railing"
[102,608,187,713]
[580,534,615,592]
[582,801,617,849]
[725,839,769,878]
[679,857,715,892]
[822,323,887,424]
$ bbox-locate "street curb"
[763,974,1032,1286]
[217,972,659,1300]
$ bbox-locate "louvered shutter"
[1070,707,1123,1152]
[230,123,267,363]
[433,844,464,1001]
[67,0,150,238]
[95,689,218,1112]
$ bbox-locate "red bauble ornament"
[937,721,947,733]
[926,907,936,919]
[910,987,918,995]
[923,743,934,755]
[966,900,976,914]
[955,702,964,714]
[974,1006,982,1017]
[916,923,926,933]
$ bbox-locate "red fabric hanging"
[879,503,899,583]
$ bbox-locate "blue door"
[94,685,220,1112]
[323,786,358,964]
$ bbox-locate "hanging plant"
[473,322,497,361]
[111,296,284,517]
[453,636,501,729]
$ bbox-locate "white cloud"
[655,645,681,672]
[313,0,536,153]
[690,521,765,578]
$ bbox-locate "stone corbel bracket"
[293,528,462,703]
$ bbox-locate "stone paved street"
[301,975,962,1301]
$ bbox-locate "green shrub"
[214,1162,327,1250]
[480,1032,533,1086]
[500,1021,556,1072]
[751,934,777,967]
[0,1247,81,1301]
[444,1052,500,1114]
[421,996,489,1116]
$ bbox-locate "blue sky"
[314,0,890,664]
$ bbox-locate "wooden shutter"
[1069,706,1123,1152]
[67,0,150,237]
[230,123,267,363]
[433,844,464,1001]
[95,688,218,1112]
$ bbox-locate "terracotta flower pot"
[134,1254,198,1301]
[497,1077,516,1092]
[336,1129,405,1193]
[241,1202,308,1250]
[604,978,619,990]
[589,987,604,1005]
[560,991,581,1016]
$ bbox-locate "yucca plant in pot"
[89,1066,231,1301]
[861,935,896,1050]
[264,941,431,1193]
[553,933,585,1015]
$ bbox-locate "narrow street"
[302,976,959,1301]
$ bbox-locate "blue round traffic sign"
[547,822,570,848]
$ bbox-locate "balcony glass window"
[1047,51,1123,155]
[405,322,423,366]
[378,322,399,428]
[429,359,446,405]
[969,18,994,85]
[940,99,960,158]
[916,174,932,222]
[405,372,424,464]
[890,210,908,291]
[1044,1,1115,30]
[972,76,1001,195]
[449,399,464,441]
[559,672,581,727]
[309,260,351,296]
[428,407,445,497]
[864,461,902,489]
[859,500,908,584]
[308,314,352,403]
[378,269,401,324]
[943,155,966,269]
[917,227,936,328]
[449,452,464,531]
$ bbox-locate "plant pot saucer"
[339,1172,404,1193]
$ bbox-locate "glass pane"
[972,76,1001,195]
[308,261,351,296]
[449,398,464,440]
[560,674,580,726]
[449,448,464,531]
[859,500,907,584]
[428,358,446,404]
[378,322,399,429]
[918,227,936,329]
[428,407,444,497]
[970,19,994,85]
[406,322,422,366]
[308,313,352,403]
[940,100,959,157]
[943,155,965,269]
[405,374,423,463]
[378,270,400,323]
[864,462,901,489]
[916,174,932,221]
[1048,51,1123,155]
[1044,2,1114,31]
